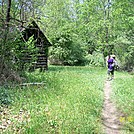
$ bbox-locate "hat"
[111,55,116,58]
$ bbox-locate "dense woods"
[0,0,133,83]
[0,1,134,133]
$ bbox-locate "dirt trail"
[102,80,122,134]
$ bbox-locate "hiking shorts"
[108,69,114,75]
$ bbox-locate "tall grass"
[1,66,106,134]
[112,72,134,133]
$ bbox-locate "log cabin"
[22,20,51,71]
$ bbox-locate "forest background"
[0,0,134,83]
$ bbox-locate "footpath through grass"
[1,66,105,134]
[112,71,134,133]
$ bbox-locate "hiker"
[107,55,115,80]
[112,55,118,70]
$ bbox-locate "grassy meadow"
[112,71,134,133]
[1,66,134,134]
[1,66,106,134]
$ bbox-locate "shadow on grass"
[0,86,12,106]
[48,65,98,72]
[48,66,69,71]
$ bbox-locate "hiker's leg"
[107,69,111,80]
[111,70,114,79]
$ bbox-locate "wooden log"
[20,82,45,87]
[36,65,47,67]
[37,57,47,60]
[36,62,47,65]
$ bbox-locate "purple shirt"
[107,58,114,70]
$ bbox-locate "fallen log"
[20,82,45,87]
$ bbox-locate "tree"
[0,0,17,84]
[0,0,46,84]
[111,0,134,70]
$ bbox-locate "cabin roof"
[22,20,52,47]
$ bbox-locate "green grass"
[112,71,134,133]
[1,66,106,134]
[1,67,133,134]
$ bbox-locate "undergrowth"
[1,66,106,134]
[112,72,134,133]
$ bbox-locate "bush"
[114,36,134,71]
[85,52,104,66]
[49,32,86,66]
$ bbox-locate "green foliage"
[0,87,12,105]
[49,31,86,66]
[111,0,134,69]
[113,36,134,70]
[124,45,134,70]
[112,72,134,132]
[85,52,104,66]
[1,66,105,133]
[0,0,134,82]
[13,35,38,71]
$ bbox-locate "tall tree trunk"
[4,0,11,52]
[6,0,11,27]
[20,0,25,21]
[0,0,12,80]
[1,0,4,13]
